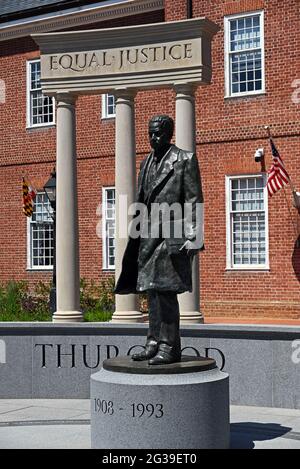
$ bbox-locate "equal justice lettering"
[50,43,193,73]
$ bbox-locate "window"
[102,94,116,118]
[102,187,115,270]
[27,60,55,127]
[225,11,265,97]
[226,175,269,269]
[27,193,54,269]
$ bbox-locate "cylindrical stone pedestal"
[91,357,230,449]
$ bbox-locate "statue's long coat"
[114,144,204,294]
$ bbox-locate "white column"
[53,93,83,323]
[175,84,204,324]
[111,90,143,323]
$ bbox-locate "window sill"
[26,124,56,131]
[101,116,116,121]
[26,268,53,272]
[224,91,266,100]
[102,268,115,272]
[225,268,270,273]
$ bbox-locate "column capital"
[174,83,198,99]
[55,92,77,106]
[113,88,137,102]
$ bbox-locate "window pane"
[238,19,244,29]
[230,20,238,31]
[30,193,54,268]
[230,15,261,52]
[104,94,116,117]
[228,15,262,95]
[230,51,262,94]
[104,188,116,268]
[230,177,266,266]
[29,61,54,126]
[30,61,41,90]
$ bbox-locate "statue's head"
[148,115,174,152]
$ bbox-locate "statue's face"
[148,121,171,151]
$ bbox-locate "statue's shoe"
[131,342,158,361]
[148,350,181,365]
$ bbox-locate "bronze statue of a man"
[115,115,204,365]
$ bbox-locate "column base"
[52,311,83,323]
[111,311,144,324]
[180,311,204,324]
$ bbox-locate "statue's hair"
[149,115,174,138]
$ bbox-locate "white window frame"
[27,191,54,271]
[224,10,265,98]
[26,59,55,128]
[102,186,115,270]
[226,174,269,270]
[101,93,116,119]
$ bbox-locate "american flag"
[267,139,290,197]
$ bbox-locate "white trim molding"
[102,186,116,270]
[0,0,164,42]
[224,10,265,98]
[225,173,269,271]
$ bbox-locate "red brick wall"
[0,10,165,289]
[190,0,300,319]
[0,2,300,320]
[164,0,187,21]
[223,0,265,15]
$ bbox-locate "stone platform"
[1,322,299,408]
[91,356,230,449]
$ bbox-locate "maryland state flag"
[22,178,37,217]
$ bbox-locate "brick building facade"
[0,0,299,321]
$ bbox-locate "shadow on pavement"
[230,422,292,449]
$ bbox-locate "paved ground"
[0,399,299,449]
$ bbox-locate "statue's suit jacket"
[114,144,204,294]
